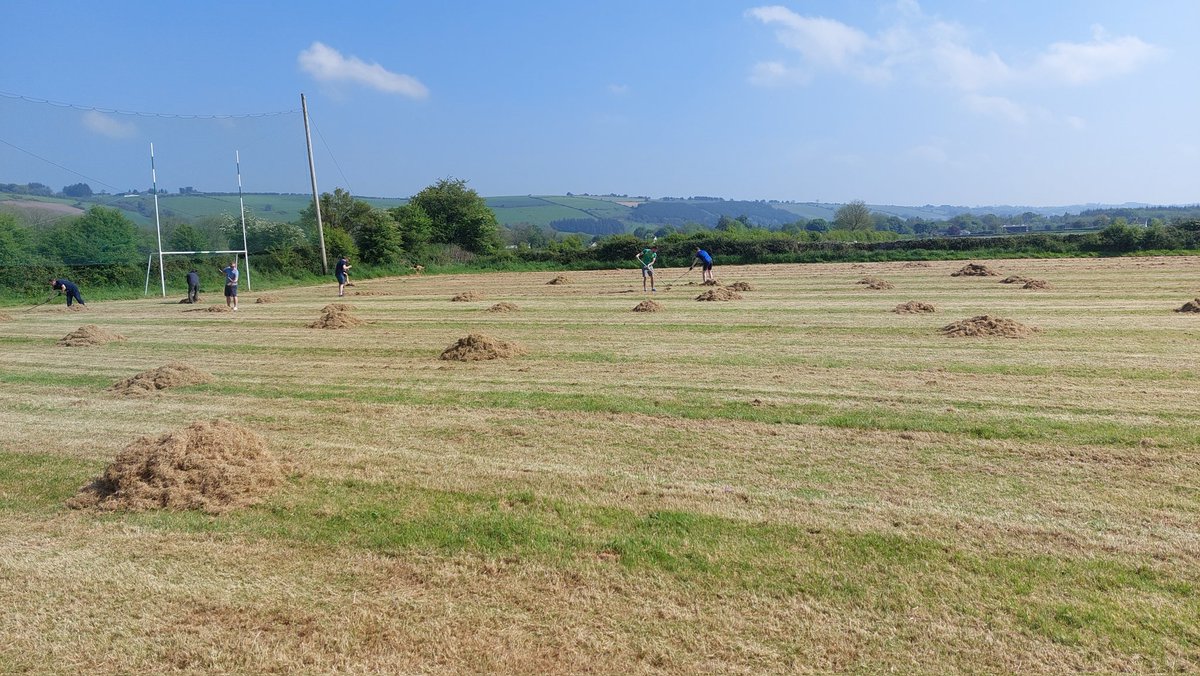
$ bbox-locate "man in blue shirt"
[335,256,351,297]
[689,247,715,283]
[218,259,239,311]
[185,270,201,304]
[49,278,86,307]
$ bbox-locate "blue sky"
[3,0,1197,206]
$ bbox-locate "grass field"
[1,257,1198,672]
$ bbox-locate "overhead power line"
[0,90,299,119]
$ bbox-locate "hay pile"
[1174,299,1200,313]
[893,301,936,314]
[632,300,663,312]
[351,290,391,296]
[439,333,526,361]
[941,315,1038,338]
[309,303,363,329]
[951,263,999,277]
[254,294,281,304]
[451,291,484,302]
[700,280,720,287]
[487,302,520,312]
[546,275,571,285]
[696,288,743,301]
[902,262,932,268]
[999,275,1031,284]
[184,305,230,313]
[865,279,895,290]
[1022,279,1052,290]
[725,281,755,291]
[57,324,126,347]
[66,419,281,514]
[109,362,214,397]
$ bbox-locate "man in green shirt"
[636,245,658,292]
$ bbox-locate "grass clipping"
[66,419,281,514]
[894,301,936,314]
[440,333,525,361]
[696,287,742,301]
[1022,279,1052,290]
[57,324,126,347]
[1175,298,1200,313]
[451,291,484,302]
[110,361,214,396]
[254,293,281,304]
[487,302,520,313]
[941,314,1039,338]
[632,300,663,312]
[858,277,895,290]
[725,281,755,291]
[309,303,362,329]
[546,275,571,285]
[951,263,999,277]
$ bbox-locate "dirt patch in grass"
[546,275,571,285]
[185,305,230,313]
[894,301,936,314]
[308,303,363,329]
[452,291,484,302]
[254,294,281,304]
[999,275,1031,284]
[1022,279,1052,290]
[440,333,526,361]
[66,419,281,514]
[951,263,1000,277]
[941,315,1039,338]
[696,288,743,301]
[725,281,755,291]
[1174,298,1200,313]
[632,300,663,312]
[109,362,215,397]
[487,302,520,313]
[57,324,126,347]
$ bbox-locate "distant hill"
[2,185,1190,238]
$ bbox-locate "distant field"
[1,257,1197,671]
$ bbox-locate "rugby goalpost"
[143,144,251,296]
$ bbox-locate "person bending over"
[689,247,715,283]
[49,278,85,307]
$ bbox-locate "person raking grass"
[335,255,351,297]
[48,278,86,307]
[636,245,658,292]
[689,247,715,283]
[218,259,239,311]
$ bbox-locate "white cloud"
[746,4,1161,93]
[963,93,1029,125]
[749,60,808,86]
[1034,26,1164,85]
[298,42,428,99]
[607,83,630,96]
[747,6,870,68]
[81,111,137,139]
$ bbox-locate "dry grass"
[2,257,1199,672]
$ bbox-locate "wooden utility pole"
[301,93,327,274]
